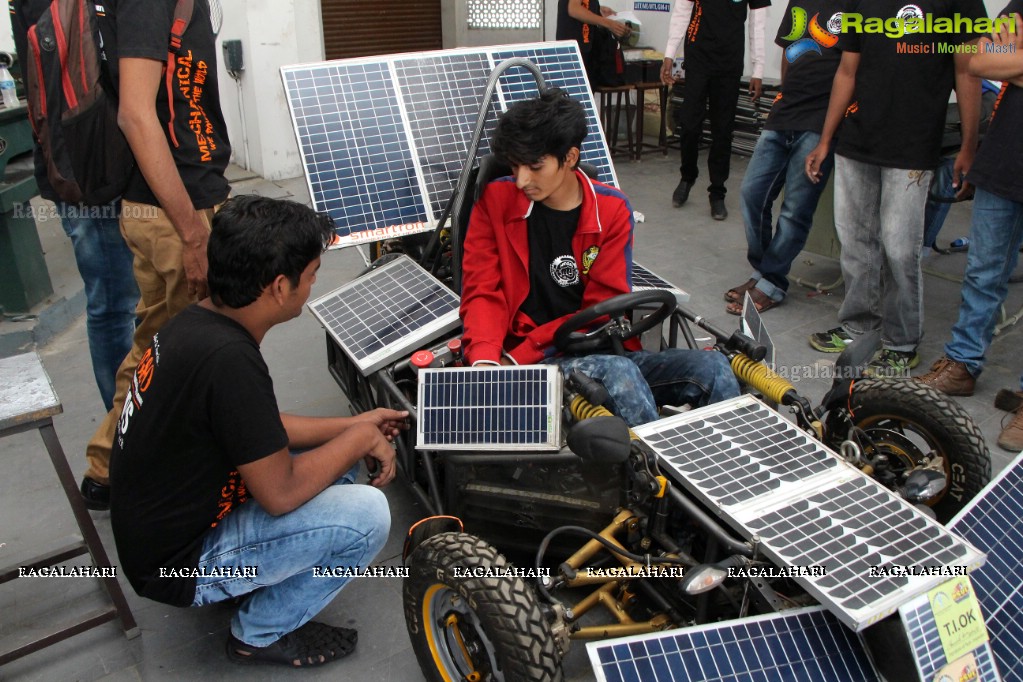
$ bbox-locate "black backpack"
[586,27,625,89]
[18,0,193,205]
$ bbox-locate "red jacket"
[460,169,636,365]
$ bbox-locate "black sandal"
[227,621,358,667]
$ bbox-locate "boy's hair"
[490,88,588,167]
[207,195,336,308]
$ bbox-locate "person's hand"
[804,143,830,184]
[607,19,630,38]
[660,58,676,86]
[748,78,763,105]
[952,147,976,200]
[181,213,210,300]
[350,408,409,441]
[363,433,397,488]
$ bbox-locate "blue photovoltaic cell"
[587,607,878,682]
[950,451,1023,681]
[282,42,615,247]
[417,366,560,450]
[901,594,1000,680]
[631,263,689,303]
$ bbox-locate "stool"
[633,82,670,161]
[595,84,635,159]
[0,352,138,665]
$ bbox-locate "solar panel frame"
[950,450,1023,681]
[282,41,616,248]
[416,365,562,451]
[633,395,986,631]
[587,606,880,682]
[307,255,461,375]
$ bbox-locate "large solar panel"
[632,262,690,304]
[587,607,879,682]
[307,255,460,375]
[417,366,562,451]
[950,451,1023,681]
[900,586,1000,681]
[282,42,615,247]
[634,395,985,631]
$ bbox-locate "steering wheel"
[554,290,678,355]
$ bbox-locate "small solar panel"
[634,395,986,631]
[308,255,460,375]
[951,451,1023,681]
[898,587,1001,681]
[631,262,690,304]
[417,366,562,451]
[282,42,615,247]
[587,607,879,682]
[741,290,775,368]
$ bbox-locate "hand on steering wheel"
[554,290,678,355]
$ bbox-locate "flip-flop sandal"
[227,621,358,667]
[725,287,781,316]
[724,278,757,303]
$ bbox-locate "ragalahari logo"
[783,7,843,62]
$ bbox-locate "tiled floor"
[1,149,1020,681]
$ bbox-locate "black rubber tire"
[403,532,563,682]
[843,378,991,523]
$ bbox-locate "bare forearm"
[819,66,855,146]
[281,413,355,449]
[954,54,981,153]
[969,49,1023,80]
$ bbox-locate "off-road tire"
[403,532,563,682]
[842,378,991,522]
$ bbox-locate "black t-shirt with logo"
[557,0,603,57]
[683,0,772,77]
[110,305,288,607]
[766,0,844,132]
[114,0,231,208]
[967,0,1023,203]
[521,202,585,327]
[835,0,987,169]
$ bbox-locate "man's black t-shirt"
[967,0,1023,203]
[835,0,987,169]
[114,0,231,208]
[683,0,772,77]
[557,0,603,58]
[766,0,844,133]
[109,305,288,607]
[520,202,584,327]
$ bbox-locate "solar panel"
[632,262,690,304]
[587,607,879,682]
[417,366,562,451]
[950,450,1023,681]
[307,255,460,375]
[741,290,775,368]
[282,42,615,247]
[897,580,1000,681]
[634,395,986,631]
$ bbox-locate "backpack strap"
[164,0,194,147]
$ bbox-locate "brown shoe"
[997,408,1023,451]
[914,355,975,396]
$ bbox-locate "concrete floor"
[1,149,1021,681]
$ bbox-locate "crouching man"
[109,195,408,668]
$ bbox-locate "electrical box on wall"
[223,39,244,74]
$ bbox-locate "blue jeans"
[551,349,740,426]
[944,188,1023,389]
[60,202,139,411]
[923,157,956,249]
[191,467,390,647]
[740,130,834,301]
[833,156,931,351]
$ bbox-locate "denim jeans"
[923,157,956,249]
[740,130,834,301]
[833,155,931,351]
[59,202,139,411]
[191,466,390,647]
[677,70,742,199]
[944,188,1023,387]
[551,349,740,426]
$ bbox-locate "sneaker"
[863,349,921,378]
[710,197,727,221]
[914,355,975,396]
[672,180,692,207]
[997,407,1023,451]
[809,327,854,353]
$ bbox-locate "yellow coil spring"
[569,395,638,440]
[730,354,794,404]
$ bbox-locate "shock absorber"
[730,353,796,405]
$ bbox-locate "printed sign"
[928,577,989,664]
[634,2,671,11]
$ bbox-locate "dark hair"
[207,195,336,308]
[490,88,588,167]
